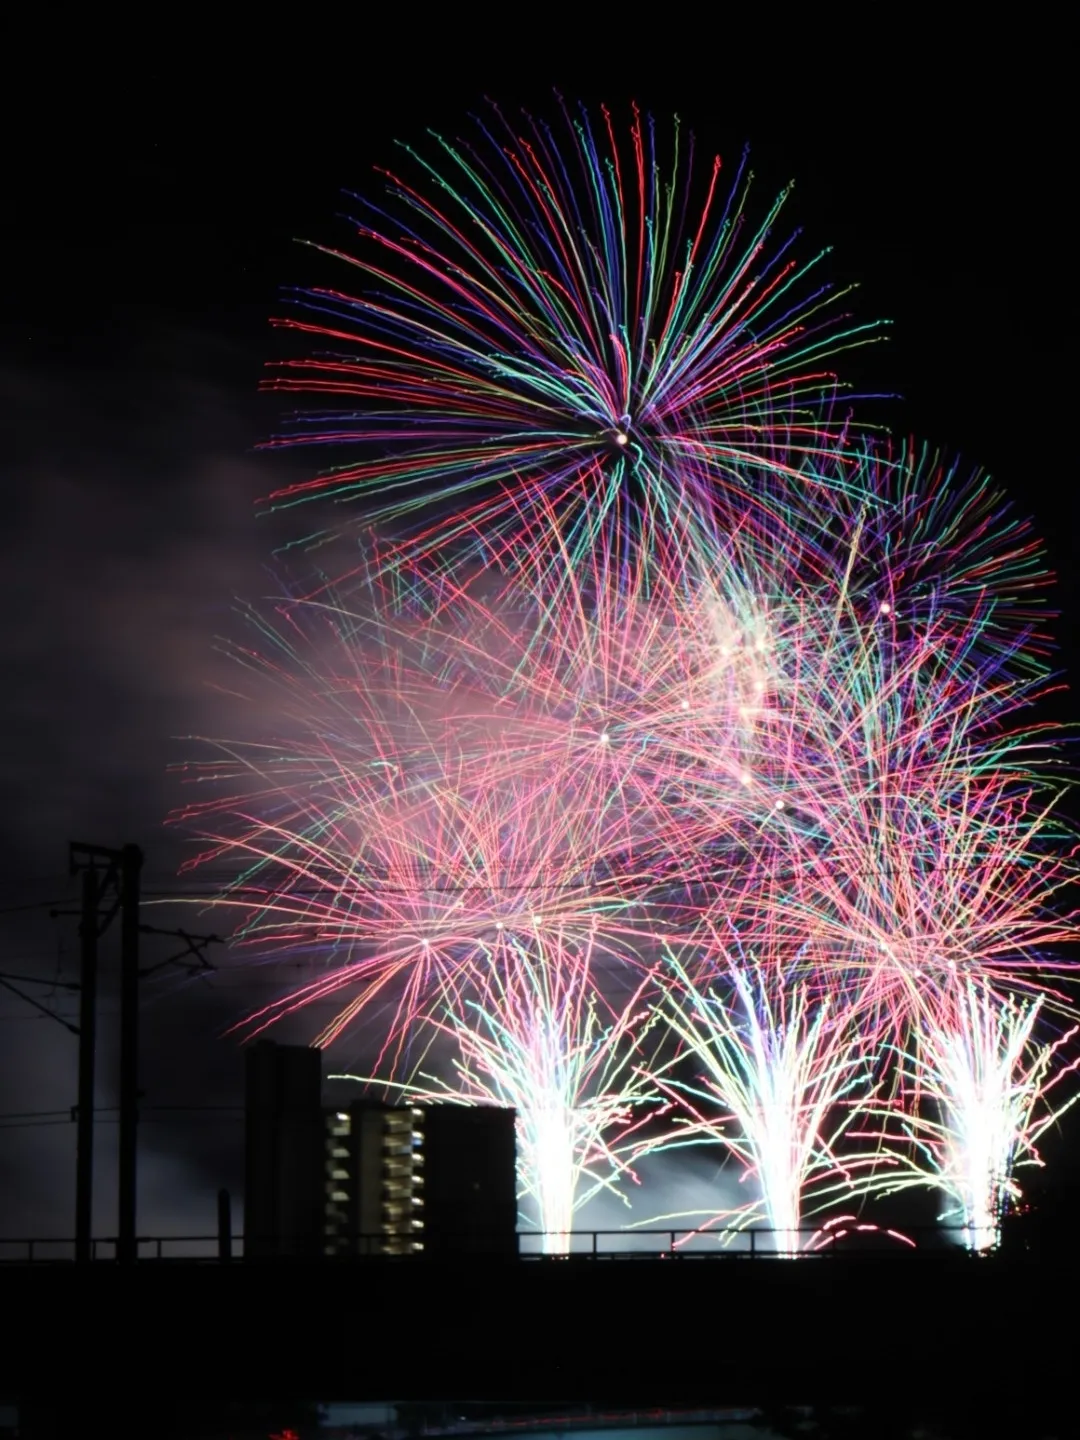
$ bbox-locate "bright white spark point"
[880,602,892,615]
[775,799,786,810]
[680,699,690,711]
[739,772,753,787]
[614,431,629,446]
[495,921,504,931]
[599,731,610,744]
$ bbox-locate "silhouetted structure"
[8,1249,1071,1436]
[245,1041,517,1257]
[244,1040,325,1257]
[68,841,144,1262]
[325,1100,518,1256]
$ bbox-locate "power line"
[0,974,80,1035]
[0,1105,242,1120]
[0,1110,71,1122]
[0,1118,71,1131]
[0,897,70,916]
[0,1116,244,1131]
[0,1105,245,1132]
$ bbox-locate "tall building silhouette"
[244,1041,517,1257]
[244,1040,324,1258]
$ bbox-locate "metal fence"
[0,1224,989,1263]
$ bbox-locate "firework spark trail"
[169,101,1080,1247]
[172,491,1076,1242]
[726,587,1080,1244]
[181,733,662,1068]
[803,775,1078,1014]
[728,585,1080,1244]
[334,947,665,1253]
[172,491,1074,1152]
[643,929,879,1253]
[860,981,1080,1250]
[705,553,1078,1015]
[259,101,889,562]
[781,439,1054,669]
[172,528,790,955]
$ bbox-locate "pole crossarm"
[138,924,222,977]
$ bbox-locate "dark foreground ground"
[0,1244,1071,1437]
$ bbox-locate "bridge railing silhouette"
[0,1224,988,1263]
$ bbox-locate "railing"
[408,1410,762,1438]
[0,1224,991,1263]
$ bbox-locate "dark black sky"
[0,32,1073,1240]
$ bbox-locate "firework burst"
[260,101,887,565]
[643,929,880,1253]
[870,981,1080,1250]
[335,948,665,1252]
[171,103,1078,1254]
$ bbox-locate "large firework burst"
[174,103,1078,1253]
[260,101,887,564]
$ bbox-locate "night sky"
[0,35,1072,1243]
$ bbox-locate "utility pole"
[58,843,218,1263]
[67,842,143,1263]
[117,843,143,1264]
[75,867,99,1263]
[217,1187,233,1261]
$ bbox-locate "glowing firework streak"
[171,485,1077,1253]
[875,982,1080,1250]
[171,537,786,1029]
[723,554,1077,1024]
[336,947,664,1253]
[649,932,877,1253]
[784,438,1053,668]
[261,101,887,562]
[155,86,1080,1263]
